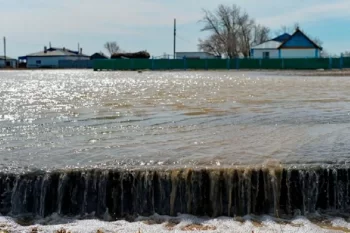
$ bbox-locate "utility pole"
[3,37,6,67]
[173,18,176,59]
[78,43,80,60]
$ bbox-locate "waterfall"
[0,166,349,219]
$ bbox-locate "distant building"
[251,28,322,59]
[0,56,17,68]
[19,47,90,68]
[175,52,219,59]
[90,52,109,60]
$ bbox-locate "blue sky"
[1,0,349,58]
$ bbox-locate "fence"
[93,57,350,71]
[58,60,93,69]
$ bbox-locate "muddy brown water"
[1,70,350,172]
[1,70,350,219]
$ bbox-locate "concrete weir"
[0,166,349,219]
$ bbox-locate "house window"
[263,52,270,59]
[36,60,41,65]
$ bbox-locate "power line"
[176,35,197,46]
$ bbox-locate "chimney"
[80,48,82,55]
[44,46,47,53]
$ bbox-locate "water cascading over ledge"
[0,166,349,220]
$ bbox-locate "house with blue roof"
[251,28,322,59]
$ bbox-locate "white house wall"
[280,49,318,58]
[252,48,320,59]
[27,56,89,68]
[252,49,279,59]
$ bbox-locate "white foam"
[0,214,349,233]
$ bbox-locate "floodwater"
[1,70,350,172]
[2,70,350,233]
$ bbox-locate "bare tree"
[198,4,271,58]
[252,24,270,46]
[237,11,255,57]
[104,42,121,55]
[198,34,224,57]
[238,19,270,57]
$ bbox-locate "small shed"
[0,56,17,68]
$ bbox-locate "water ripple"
[1,70,350,172]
